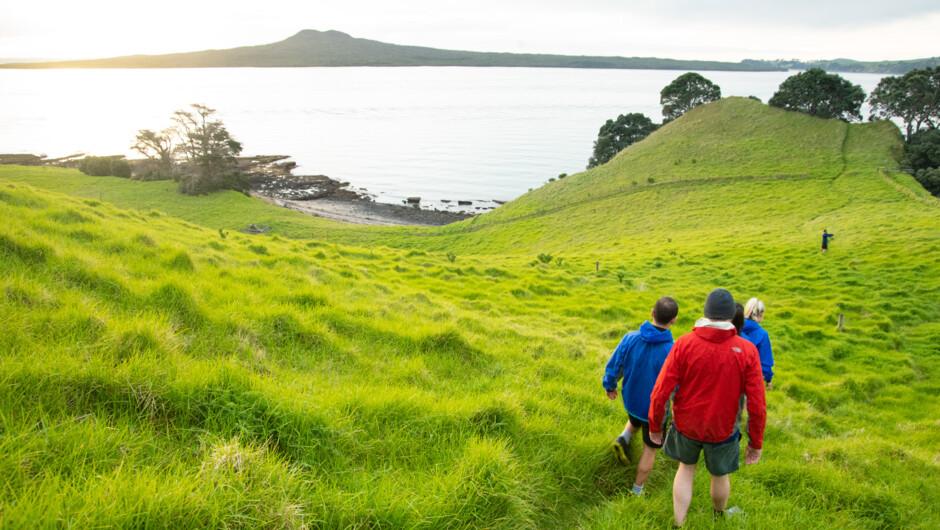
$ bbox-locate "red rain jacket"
[648,323,766,449]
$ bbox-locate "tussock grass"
[2,97,939,528]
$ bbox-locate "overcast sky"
[1,0,937,62]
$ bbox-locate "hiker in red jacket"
[648,288,766,527]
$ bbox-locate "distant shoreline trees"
[131,104,247,195]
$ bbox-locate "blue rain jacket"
[743,318,774,382]
[602,321,674,422]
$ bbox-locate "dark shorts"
[628,414,663,449]
[662,423,740,476]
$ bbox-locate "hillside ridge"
[0,29,783,71]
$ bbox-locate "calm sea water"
[0,67,887,206]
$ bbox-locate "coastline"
[241,156,477,227]
[0,153,484,227]
[252,193,475,227]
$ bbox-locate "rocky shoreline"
[239,155,477,226]
[2,153,480,227]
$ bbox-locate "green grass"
[2,97,939,528]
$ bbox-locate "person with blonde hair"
[742,298,774,389]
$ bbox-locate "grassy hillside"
[2,98,939,528]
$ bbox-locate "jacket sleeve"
[602,338,628,391]
[743,345,767,449]
[759,334,774,382]
[648,343,680,434]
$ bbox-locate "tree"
[587,113,659,168]
[902,128,940,198]
[869,67,940,139]
[660,73,721,122]
[171,104,247,195]
[768,68,865,122]
[903,128,940,172]
[131,128,176,180]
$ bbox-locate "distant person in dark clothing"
[821,229,835,252]
[603,297,679,497]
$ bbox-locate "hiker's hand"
[649,432,663,445]
[745,445,762,465]
[606,390,618,400]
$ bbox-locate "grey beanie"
[703,288,735,320]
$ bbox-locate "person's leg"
[621,420,639,439]
[622,414,642,439]
[634,443,657,486]
[710,473,730,512]
[673,462,697,526]
[635,421,662,489]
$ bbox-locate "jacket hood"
[639,320,673,343]
[692,320,737,343]
[743,319,762,334]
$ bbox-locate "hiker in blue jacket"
[742,298,774,389]
[821,229,835,252]
[603,296,678,496]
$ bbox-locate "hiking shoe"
[612,435,630,465]
[714,506,743,520]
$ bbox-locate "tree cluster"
[868,68,940,196]
[586,68,939,197]
[132,104,247,195]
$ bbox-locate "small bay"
[0,67,886,205]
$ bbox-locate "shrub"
[903,128,940,174]
[77,156,132,178]
[914,168,940,197]
[78,156,114,177]
[537,253,553,264]
[110,159,132,179]
[132,159,175,181]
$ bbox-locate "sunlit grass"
[1,97,938,528]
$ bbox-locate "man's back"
[603,321,673,421]
[650,322,766,447]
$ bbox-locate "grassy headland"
[1,97,938,528]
